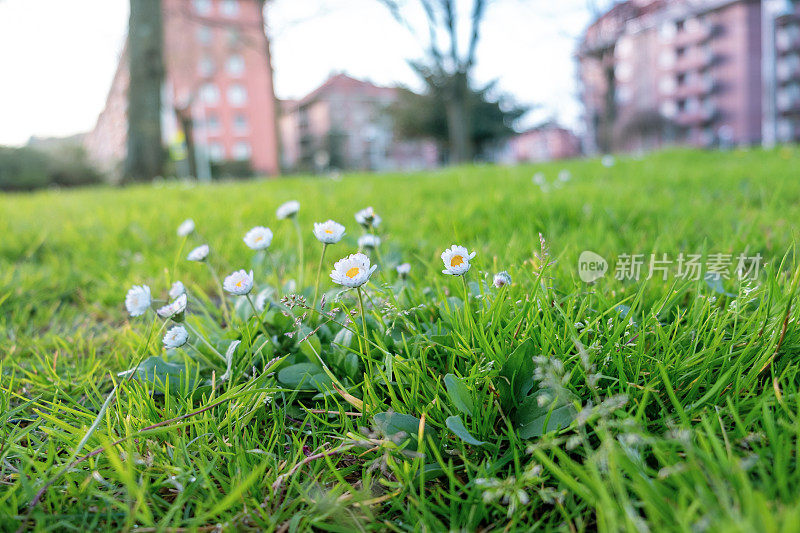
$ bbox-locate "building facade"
[85,0,279,180]
[279,73,438,173]
[578,0,800,153]
[504,123,582,163]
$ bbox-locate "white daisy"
[493,271,512,288]
[396,262,411,278]
[157,293,187,320]
[532,172,546,186]
[187,244,209,262]
[243,226,273,250]
[177,219,195,237]
[163,325,189,349]
[313,220,346,244]
[125,285,151,317]
[558,170,572,182]
[330,253,377,288]
[441,245,476,276]
[223,269,254,295]
[602,155,615,168]
[358,234,381,249]
[169,281,185,300]
[355,207,381,229]
[276,200,300,220]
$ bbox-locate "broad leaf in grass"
[122,356,191,391]
[515,393,576,439]
[444,374,474,416]
[373,412,439,451]
[277,362,324,389]
[445,415,486,446]
[704,272,737,297]
[497,339,537,411]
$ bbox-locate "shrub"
[0,145,104,191]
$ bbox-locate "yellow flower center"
[450,255,464,267]
[235,280,243,288]
[254,235,263,242]
[346,267,360,279]
[325,229,333,234]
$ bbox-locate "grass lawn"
[2,148,800,531]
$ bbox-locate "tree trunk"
[176,108,198,178]
[125,0,164,182]
[444,72,472,164]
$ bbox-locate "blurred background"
[0,0,797,190]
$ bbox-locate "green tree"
[391,73,526,161]
[377,0,490,163]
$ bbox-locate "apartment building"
[279,73,438,173]
[85,0,279,180]
[578,0,800,153]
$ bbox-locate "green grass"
[2,148,800,531]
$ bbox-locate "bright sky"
[0,0,609,146]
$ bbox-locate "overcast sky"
[0,0,609,146]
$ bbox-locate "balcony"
[670,23,715,48]
[673,78,716,99]
[674,105,717,127]
[672,49,715,73]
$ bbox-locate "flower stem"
[206,262,231,326]
[245,293,272,351]
[357,287,370,361]
[292,217,304,288]
[312,243,328,311]
[462,275,474,345]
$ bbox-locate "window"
[193,0,212,15]
[221,0,239,16]
[197,26,212,45]
[676,19,685,32]
[226,54,245,77]
[233,141,251,161]
[208,143,225,162]
[198,56,214,77]
[676,47,686,58]
[227,84,247,106]
[227,28,242,47]
[205,114,221,133]
[233,114,248,133]
[676,73,686,86]
[200,83,219,105]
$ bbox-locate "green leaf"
[298,331,322,359]
[445,415,486,446]
[373,412,439,451]
[277,362,323,389]
[444,373,474,416]
[126,356,190,391]
[516,394,576,439]
[497,339,536,411]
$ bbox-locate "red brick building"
[85,0,279,180]
[505,123,582,163]
[279,73,438,172]
[578,0,800,153]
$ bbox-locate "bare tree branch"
[465,0,486,69]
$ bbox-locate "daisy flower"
[355,207,381,229]
[223,269,254,295]
[396,262,411,278]
[441,245,476,276]
[187,244,209,262]
[125,285,151,317]
[163,325,189,349]
[276,200,300,220]
[330,253,377,288]
[358,234,381,249]
[157,293,187,320]
[493,271,512,288]
[169,281,185,300]
[177,219,195,237]
[243,226,273,250]
[313,220,346,244]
